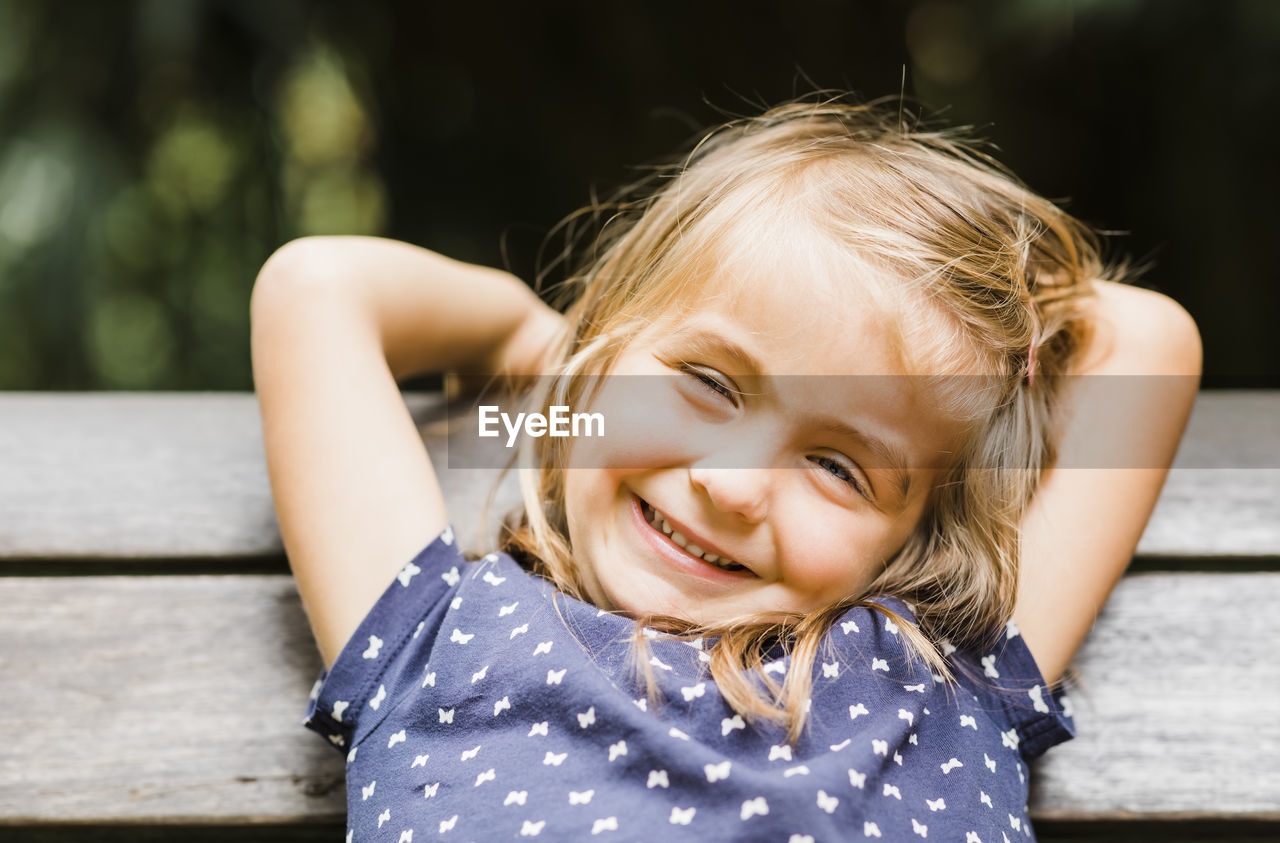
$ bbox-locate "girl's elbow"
[1169,300,1203,379]
[1147,293,1202,382]
[251,237,350,319]
[1112,286,1203,380]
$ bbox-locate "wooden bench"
[1,392,1277,841]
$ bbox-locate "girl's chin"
[598,572,769,628]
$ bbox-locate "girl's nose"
[689,465,769,525]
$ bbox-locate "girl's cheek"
[784,517,882,595]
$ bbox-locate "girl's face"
[562,255,965,626]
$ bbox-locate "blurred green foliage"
[0,0,1275,389]
[0,0,385,389]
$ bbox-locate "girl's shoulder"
[300,526,546,751]
[821,598,1075,763]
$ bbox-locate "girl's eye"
[681,365,739,406]
[810,455,871,500]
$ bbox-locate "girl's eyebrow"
[668,327,764,377]
[668,326,914,508]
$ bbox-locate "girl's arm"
[1013,280,1202,685]
[251,236,563,669]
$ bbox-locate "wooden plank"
[0,575,344,824]
[0,573,1276,823]
[1142,392,1280,558]
[0,827,339,843]
[0,393,521,562]
[0,392,1277,562]
[1034,572,1280,819]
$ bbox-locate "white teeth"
[642,500,743,571]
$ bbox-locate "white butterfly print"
[681,682,706,701]
[669,806,695,825]
[704,760,731,782]
[397,561,421,587]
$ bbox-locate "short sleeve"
[301,525,465,754]
[951,620,1076,762]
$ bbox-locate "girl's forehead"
[654,242,913,376]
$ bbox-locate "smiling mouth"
[638,498,749,572]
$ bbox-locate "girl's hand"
[449,301,567,398]
[503,304,568,381]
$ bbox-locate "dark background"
[1,0,1276,390]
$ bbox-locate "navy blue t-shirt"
[304,526,1073,841]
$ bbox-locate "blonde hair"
[497,96,1119,743]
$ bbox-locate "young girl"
[252,99,1201,841]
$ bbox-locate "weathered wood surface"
[0,392,520,562]
[1033,572,1280,819]
[0,573,1276,824]
[0,576,343,824]
[0,391,1278,562]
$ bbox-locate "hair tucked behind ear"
[495,94,1124,744]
